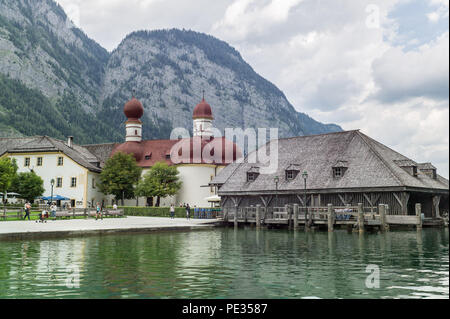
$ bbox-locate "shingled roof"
[1,136,102,173]
[215,130,449,195]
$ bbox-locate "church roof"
[214,130,449,194]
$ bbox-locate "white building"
[0,97,241,208]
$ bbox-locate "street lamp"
[274,176,279,208]
[302,171,309,226]
[50,178,55,206]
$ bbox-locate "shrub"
[112,206,221,218]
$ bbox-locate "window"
[165,154,171,160]
[92,178,96,189]
[58,157,64,166]
[56,177,63,188]
[333,167,344,178]
[286,170,297,181]
[71,177,77,188]
[247,173,257,182]
[24,158,30,167]
[135,130,138,135]
[210,175,214,193]
[37,157,43,166]
[145,155,151,160]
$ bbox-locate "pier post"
[244,207,248,223]
[358,203,364,233]
[285,204,291,229]
[379,204,388,232]
[305,206,311,231]
[256,205,261,229]
[327,204,334,232]
[293,204,299,230]
[234,204,238,228]
[416,203,422,230]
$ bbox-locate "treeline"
[0,74,122,144]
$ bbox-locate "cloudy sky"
[55,0,449,178]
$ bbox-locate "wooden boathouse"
[212,130,449,231]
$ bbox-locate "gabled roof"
[1,136,101,173]
[215,130,449,194]
[417,163,436,170]
[286,164,302,171]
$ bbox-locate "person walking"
[170,204,175,219]
[50,203,57,219]
[186,204,191,220]
[23,202,31,220]
[96,202,102,220]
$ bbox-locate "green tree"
[0,157,18,213]
[99,152,142,205]
[136,162,182,207]
[11,171,45,203]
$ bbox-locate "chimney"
[68,136,74,148]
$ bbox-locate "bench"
[55,211,72,219]
[105,210,124,217]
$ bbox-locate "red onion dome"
[171,137,242,164]
[112,142,143,161]
[193,98,214,120]
[124,97,144,121]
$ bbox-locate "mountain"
[0,0,122,143]
[0,0,342,144]
[99,30,342,139]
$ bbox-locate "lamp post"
[274,176,279,208]
[50,179,55,206]
[302,171,308,226]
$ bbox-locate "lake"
[0,227,448,299]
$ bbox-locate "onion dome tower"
[123,96,144,142]
[193,95,214,138]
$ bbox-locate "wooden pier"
[220,203,445,231]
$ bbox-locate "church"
[0,97,242,208]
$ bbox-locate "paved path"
[0,217,220,240]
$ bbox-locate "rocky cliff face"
[0,0,108,111]
[0,0,342,143]
[100,30,342,139]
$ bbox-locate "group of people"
[23,201,105,222]
[169,203,192,220]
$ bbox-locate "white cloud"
[212,0,304,41]
[52,0,450,177]
[372,31,449,102]
[427,0,449,22]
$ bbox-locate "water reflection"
[0,228,448,299]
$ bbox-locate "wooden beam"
[393,193,402,208]
[371,193,381,206]
[296,194,305,206]
[221,196,229,207]
[432,195,441,218]
[338,194,347,205]
[363,193,372,206]
[260,196,267,207]
[401,192,410,215]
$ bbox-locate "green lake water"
[0,228,448,299]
